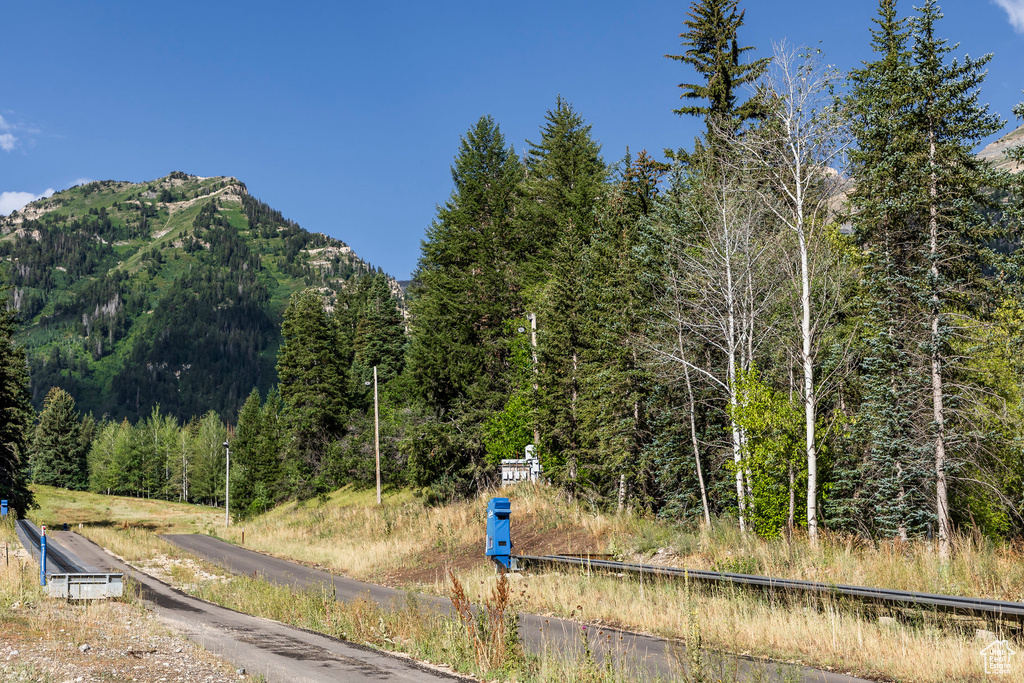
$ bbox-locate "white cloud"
[994,0,1024,33]
[0,188,55,216]
[0,112,41,151]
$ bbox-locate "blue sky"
[2,1,1022,279]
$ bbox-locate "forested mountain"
[0,172,394,422]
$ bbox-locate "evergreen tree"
[352,273,406,388]
[912,0,1005,557]
[526,99,607,493]
[848,0,933,539]
[517,97,606,282]
[190,411,227,506]
[256,388,283,499]
[581,150,666,508]
[31,387,88,490]
[849,0,1007,548]
[276,290,349,496]
[229,387,283,515]
[666,0,770,135]
[0,299,34,512]
[405,115,524,495]
[230,388,263,515]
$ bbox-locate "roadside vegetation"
[0,514,238,683]
[26,483,1017,681]
[217,482,1017,682]
[26,484,223,536]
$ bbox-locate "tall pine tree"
[525,98,607,493]
[31,387,89,491]
[276,289,349,496]
[666,0,770,136]
[581,150,666,508]
[405,115,524,496]
[849,0,1007,551]
[848,0,933,540]
[352,273,406,389]
[0,299,34,511]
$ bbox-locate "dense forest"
[5,0,1024,553]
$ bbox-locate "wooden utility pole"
[374,366,381,506]
[224,441,230,527]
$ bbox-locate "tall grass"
[193,569,653,681]
[31,484,1024,681]
[227,483,1024,603]
[221,484,1019,681]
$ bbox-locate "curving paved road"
[49,532,471,683]
[163,534,874,683]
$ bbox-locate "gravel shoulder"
[48,531,472,683]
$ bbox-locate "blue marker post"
[485,497,513,570]
[1,500,7,517]
[39,526,47,586]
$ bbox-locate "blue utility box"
[486,497,513,569]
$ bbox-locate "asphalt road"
[163,534,874,683]
[50,532,472,683]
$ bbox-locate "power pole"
[527,312,539,446]
[374,365,381,505]
[223,441,230,527]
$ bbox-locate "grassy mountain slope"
[0,172,387,422]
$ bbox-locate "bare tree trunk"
[683,359,712,527]
[800,228,818,543]
[731,44,850,545]
[724,228,747,532]
[928,119,951,561]
[742,266,756,513]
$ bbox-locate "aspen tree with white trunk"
[732,43,852,543]
[647,155,781,532]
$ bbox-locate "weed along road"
[48,531,472,683]
[163,534,873,683]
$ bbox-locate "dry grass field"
[221,483,1023,682]
[23,484,1024,681]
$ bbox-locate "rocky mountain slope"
[978,124,1024,174]
[0,172,391,421]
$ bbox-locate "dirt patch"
[132,553,230,592]
[0,601,241,683]
[382,513,607,587]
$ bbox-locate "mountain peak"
[0,172,390,422]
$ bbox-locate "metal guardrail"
[17,519,82,573]
[515,554,1024,621]
[16,519,123,599]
